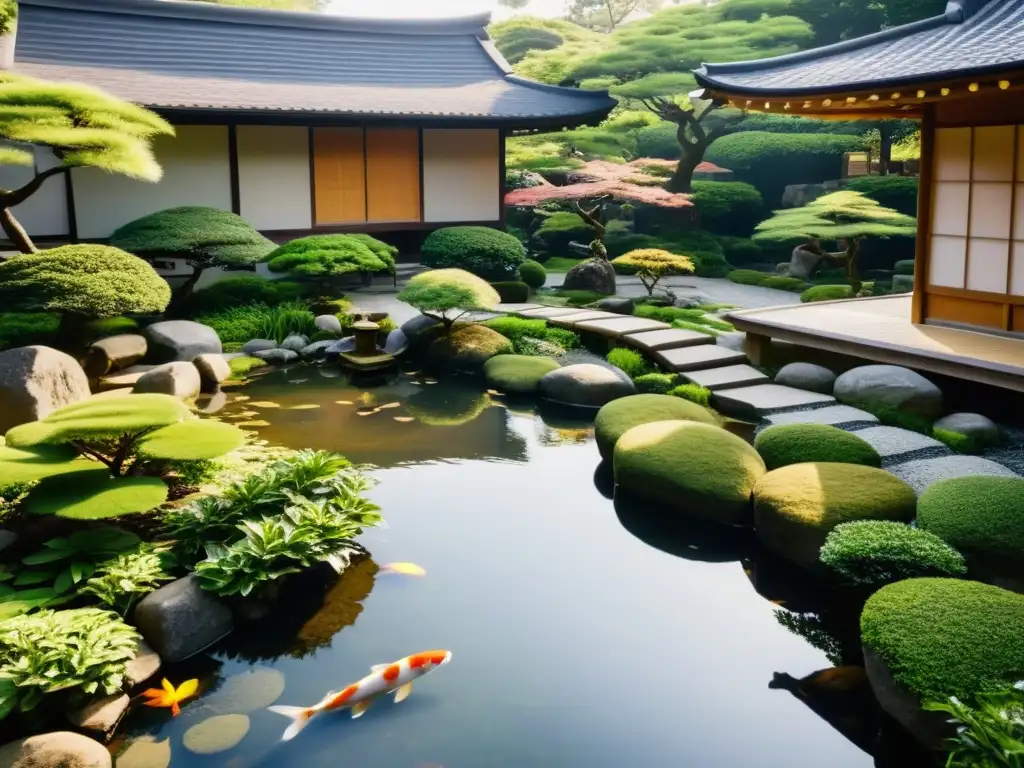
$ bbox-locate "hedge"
[717,236,762,265]
[490,281,531,303]
[533,212,595,256]
[690,181,765,236]
[421,226,526,280]
[801,284,855,303]
[634,123,681,160]
[183,276,309,315]
[518,260,547,289]
[845,176,919,217]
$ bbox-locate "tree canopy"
[398,269,501,332]
[265,234,397,296]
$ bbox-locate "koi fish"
[267,650,452,741]
[141,678,199,716]
[379,562,426,577]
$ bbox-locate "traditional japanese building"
[694,0,1024,389]
[0,0,615,245]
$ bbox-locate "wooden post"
[912,105,936,325]
[743,332,772,367]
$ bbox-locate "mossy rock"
[483,355,559,395]
[754,424,881,471]
[613,420,765,526]
[753,463,916,570]
[594,394,717,461]
[427,325,513,372]
[917,476,1024,581]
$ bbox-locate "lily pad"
[24,469,169,519]
[183,714,250,755]
[137,420,246,460]
[236,420,270,428]
[249,402,280,409]
[116,736,171,768]
[201,667,285,715]
[287,404,320,410]
[335,401,353,405]
[233,395,250,402]
[393,417,415,423]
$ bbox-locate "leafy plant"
[80,544,175,616]
[0,312,59,352]
[669,383,712,407]
[398,269,501,333]
[634,303,734,333]
[420,227,526,280]
[265,234,397,299]
[183,276,309,315]
[924,684,1024,768]
[633,372,677,394]
[0,608,139,720]
[607,347,648,378]
[196,301,317,345]
[611,249,694,295]
[16,527,142,596]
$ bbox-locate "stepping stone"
[548,311,619,328]
[517,307,588,319]
[682,364,769,391]
[712,384,835,419]
[888,455,1019,496]
[572,316,670,337]
[849,426,949,461]
[652,344,746,372]
[763,405,879,428]
[497,303,544,313]
[620,328,714,352]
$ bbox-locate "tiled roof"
[695,0,1024,96]
[11,0,615,127]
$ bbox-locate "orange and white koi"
[267,650,452,741]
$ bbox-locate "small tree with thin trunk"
[0,72,173,253]
[753,191,916,294]
[611,248,694,295]
[397,269,500,335]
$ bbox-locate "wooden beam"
[912,104,935,324]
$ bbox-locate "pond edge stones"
[133,575,233,663]
[0,732,111,768]
[833,365,943,420]
[538,363,635,410]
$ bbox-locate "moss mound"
[754,424,881,470]
[861,578,1024,701]
[427,325,513,372]
[595,394,717,461]
[613,420,765,526]
[483,355,559,395]
[753,463,916,569]
[917,476,1024,578]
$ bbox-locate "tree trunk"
[0,206,38,253]
[878,128,894,176]
[846,239,863,295]
[167,264,204,317]
[666,132,706,194]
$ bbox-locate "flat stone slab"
[548,311,620,328]
[517,307,589,319]
[496,303,544,313]
[712,384,835,418]
[850,426,949,461]
[652,344,746,372]
[682,364,770,391]
[571,316,670,337]
[620,328,714,352]
[763,405,879,428]
[888,455,1019,495]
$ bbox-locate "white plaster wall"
[237,126,312,231]
[423,129,500,223]
[72,126,232,239]
[0,144,69,238]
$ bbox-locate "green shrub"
[196,301,316,344]
[84,316,140,342]
[79,544,174,615]
[668,383,712,407]
[924,687,1024,768]
[932,427,978,454]
[482,316,579,353]
[421,226,526,280]
[819,521,966,587]
[894,259,915,276]
[801,284,855,303]
[0,312,59,351]
[705,132,864,205]
[228,356,267,380]
[633,372,677,394]
[594,394,717,460]
[727,268,769,286]
[761,276,810,292]
[917,477,1024,578]
[860,578,1024,701]
[554,289,606,306]
[0,245,171,320]
[611,249,694,295]
[184,277,309,315]
[518,260,547,289]
[690,181,765,235]
[541,256,584,272]
[534,212,595,256]
[754,424,881,470]
[398,269,501,332]
[606,227,728,277]
[634,304,734,332]
[15,526,141,600]
[607,347,647,378]
[634,123,681,159]
[266,234,396,297]
[490,281,531,303]
[717,236,761,265]
[846,176,919,217]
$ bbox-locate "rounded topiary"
[398,269,501,333]
[754,424,881,470]
[613,420,765,526]
[594,394,717,460]
[0,245,171,319]
[518,260,547,289]
[427,324,513,372]
[753,463,917,570]
[483,355,559,395]
[421,226,526,280]
[266,234,397,297]
[819,521,967,587]
[917,476,1024,579]
[490,281,530,303]
[860,578,1024,702]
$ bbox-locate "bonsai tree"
[397,269,501,334]
[110,207,275,314]
[0,245,171,342]
[0,394,246,519]
[753,191,916,293]
[611,249,694,295]
[0,72,173,253]
[264,234,397,301]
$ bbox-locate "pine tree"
[0,72,173,253]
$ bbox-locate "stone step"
[847,425,950,462]
[571,316,670,337]
[712,384,836,420]
[619,328,714,352]
[652,344,747,373]
[682,364,770,391]
[496,303,545,313]
[888,455,1020,496]
[516,307,590,319]
[762,405,879,429]
[547,311,621,329]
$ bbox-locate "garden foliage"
[606,347,647,378]
[518,260,547,289]
[184,276,309,315]
[265,234,397,297]
[196,301,317,344]
[421,226,526,280]
[611,249,694,295]
[924,684,1024,768]
[398,269,501,332]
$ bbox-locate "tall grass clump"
[196,302,316,344]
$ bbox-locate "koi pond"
[116,366,933,768]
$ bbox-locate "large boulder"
[401,314,443,349]
[0,346,90,434]
[133,361,201,399]
[427,325,512,373]
[594,394,717,461]
[774,362,835,394]
[932,412,1001,451]
[192,354,230,390]
[279,334,308,353]
[538,363,635,409]
[753,463,917,569]
[133,575,233,663]
[753,424,881,470]
[833,365,942,420]
[483,355,560,395]
[82,335,148,378]
[562,258,616,295]
[383,329,409,356]
[784,246,825,281]
[0,732,111,768]
[241,339,276,355]
[145,320,221,362]
[314,314,342,334]
[595,297,635,315]
[613,420,765,526]
[252,348,299,365]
